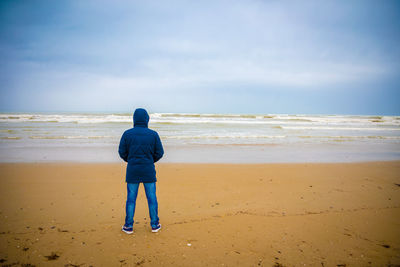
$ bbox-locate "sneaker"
[122,225,133,234]
[151,224,161,233]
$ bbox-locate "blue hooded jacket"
[118,108,164,183]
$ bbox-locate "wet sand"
[0,162,399,266]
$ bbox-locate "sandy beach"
[0,162,399,266]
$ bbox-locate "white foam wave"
[1,113,399,127]
[0,114,131,123]
[29,135,113,139]
[163,134,287,139]
[298,135,400,140]
[282,126,400,131]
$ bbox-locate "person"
[118,108,164,234]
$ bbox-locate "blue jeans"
[124,182,159,228]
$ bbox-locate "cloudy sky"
[0,0,399,115]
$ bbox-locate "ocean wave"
[299,135,400,140]
[2,113,400,135]
[162,135,287,139]
[29,135,113,139]
[0,129,17,134]
[165,134,400,140]
[152,113,262,119]
[1,113,399,127]
[282,126,400,131]
[0,114,132,124]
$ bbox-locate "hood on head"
[133,108,149,127]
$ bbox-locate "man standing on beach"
[118,108,164,234]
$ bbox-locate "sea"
[0,113,399,163]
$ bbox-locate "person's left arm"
[118,132,129,162]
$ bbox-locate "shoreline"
[1,161,399,266]
[0,159,400,164]
[1,142,400,163]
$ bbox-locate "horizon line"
[0,110,399,117]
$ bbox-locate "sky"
[0,0,399,115]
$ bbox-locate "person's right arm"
[153,132,164,163]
